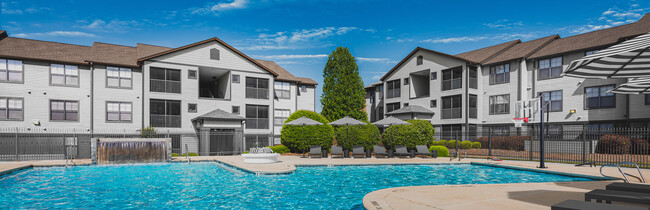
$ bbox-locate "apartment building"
[365,13,650,139]
[0,31,317,154]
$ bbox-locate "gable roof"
[530,13,650,59]
[137,37,279,77]
[0,37,91,66]
[296,77,318,86]
[386,105,434,115]
[191,109,244,121]
[455,39,521,64]
[255,59,300,82]
[483,35,559,65]
[380,47,477,81]
[137,43,172,59]
[0,30,7,40]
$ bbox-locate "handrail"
[185,144,190,164]
[600,164,627,182]
[618,162,646,183]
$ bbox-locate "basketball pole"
[538,98,547,169]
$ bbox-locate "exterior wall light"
[570,109,576,114]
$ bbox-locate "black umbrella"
[285,116,323,157]
[329,116,366,150]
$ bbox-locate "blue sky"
[2,0,649,112]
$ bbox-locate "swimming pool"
[1,162,595,209]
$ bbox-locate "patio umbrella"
[372,117,410,150]
[564,32,650,79]
[285,116,323,157]
[610,77,650,94]
[329,116,366,150]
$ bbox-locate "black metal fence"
[435,126,650,168]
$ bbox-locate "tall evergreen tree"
[320,47,368,122]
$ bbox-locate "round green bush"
[471,142,482,149]
[281,110,335,153]
[180,152,199,156]
[267,145,290,154]
[334,121,380,150]
[438,140,448,147]
[460,140,472,149]
[381,119,435,150]
[446,140,458,149]
[429,146,449,157]
[171,153,179,157]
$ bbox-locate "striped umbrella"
[610,77,650,94]
[564,32,650,79]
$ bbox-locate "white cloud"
[80,19,139,33]
[14,31,97,38]
[192,0,249,15]
[1,2,51,15]
[483,19,524,29]
[254,54,328,60]
[421,36,488,43]
[243,27,369,50]
[357,57,397,64]
[570,5,649,34]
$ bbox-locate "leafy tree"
[280,110,334,153]
[320,47,368,122]
[334,121,380,151]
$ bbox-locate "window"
[232,74,240,83]
[442,67,462,91]
[50,100,78,121]
[404,78,409,85]
[430,99,437,108]
[404,103,409,107]
[210,48,220,60]
[378,107,384,120]
[274,81,291,99]
[416,55,423,65]
[430,72,437,80]
[51,64,78,86]
[245,77,269,99]
[538,57,562,79]
[0,97,22,120]
[442,95,462,119]
[300,85,307,92]
[646,95,650,105]
[107,67,132,88]
[469,94,477,118]
[441,125,462,140]
[378,85,384,99]
[585,85,615,109]
[386,102,400,113]
[386,80,400,98]
[232,106,240,114]
[150,67,181,93]
[274,109,290,126]
[469,66,477,89]
[369,91,375,104]
[246,104,269,129]
[188,70,197,79]
[585,49,600,56]
[106,102,132,122]
[0,59,22,82]
[188,103,197,113]
[150,99,181,127]
[540,91,563,112]
[489,64,509,84]
[489,94,510,115]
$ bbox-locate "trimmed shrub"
[281,110,335,153]
[267,145,290,154]
[140,126,156,138]
[596,134,631,154]
[171,153,180,157]
[471,142,482,149]
[381,119,435,150]
[438,140,448,147]
[180,152,199,156]
[429,146,449,157]
[446,140,458,149]
[460,140,472,149]
[334,121,380,150]
[631,138,650,155]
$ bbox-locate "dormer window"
[210,48,220,60]
[416,55,423,65]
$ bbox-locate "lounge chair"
[585,189,650,204]
[606,182,650,193]
[308,145,322,158]
[394,145,411,158]
[373,145,388,158]
[331,145,344,158]
[352,146,366,158]
[551,199,645,210]
[415,145,437,158]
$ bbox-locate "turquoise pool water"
[1,163,593,209]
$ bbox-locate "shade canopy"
[329,116,366,126]
[372,117,410,126]
[284,116,323,126]
[564,32,650,79]
[610,77,650,94]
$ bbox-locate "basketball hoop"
[512,117,528,128]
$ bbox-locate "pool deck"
[2,156,649,209]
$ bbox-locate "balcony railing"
[150,115,181,128]
[442,108,462,119]
[246,118,269,129]
[246,88,269,99]
[386,89,400,99]
[150,80,181,93]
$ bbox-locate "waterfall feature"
[92,139,171,164]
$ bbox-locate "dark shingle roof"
[483,35,559,65]
[137,43,172,59]
[530,13,650,59]
[86,42,139,68]
[192,109,244,121]
[255,59,300,82]
[0,31,7,40]
[455,39,521,63]
[296,77,318,85]
[0,37,91,65]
